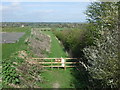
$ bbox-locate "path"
[53,82,60,88]
[41,31,67,58]
[39,31,76,88]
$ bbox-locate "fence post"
[64,60,66,70]
[51,59,53,70]
[64,66,66,70]
[58,61,59,70]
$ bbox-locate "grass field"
[2,27,31,59]
[2,27,30,32]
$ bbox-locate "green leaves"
[2,59,20,85]
[54,28,93,58]
[83,2,119,88]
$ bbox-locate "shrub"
[83,2,119,88]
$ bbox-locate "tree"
[83,2,119,88]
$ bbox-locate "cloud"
[2,2,22,22]
[11,2,21,6]
[35,10,55,13]
[2,2,89,22]
[2,2,21,11]
[0,5,2,11]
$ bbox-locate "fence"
[31,58,80,70]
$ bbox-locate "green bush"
[2,59,20,84]
[83,2,119,88]
[53,29,93,58]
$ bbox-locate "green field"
[2,27,31,59]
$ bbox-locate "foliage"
[2,59,20,85]
[54,29,93,58]
[83,2,119,88]
[2,27,30,86]
[2,27,44,88]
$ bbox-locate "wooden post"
[57,60,59,70]
[64,66,66,70]
[51,59,53,70]
[64,59,66,70]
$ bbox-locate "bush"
[54,29,93,58]
[2,59,20,84]
[83,2,119,88]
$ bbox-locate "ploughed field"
[0,32,25,43]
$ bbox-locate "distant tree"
[83,2,119,88]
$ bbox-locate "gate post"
[51,59,53,70]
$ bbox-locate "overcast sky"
[1,2,91,22]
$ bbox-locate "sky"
[1,2,91,22]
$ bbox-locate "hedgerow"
[53,29,94,58]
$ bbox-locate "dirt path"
[53,82,60,88]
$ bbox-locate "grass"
[39,31,83,88]
[2,27,30,32]
[2,28,87,88]
[56,28,65,31]
[39,68,76,88]
[2,27,31,59]
[2,27,32,88]
[42,31,67,58]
